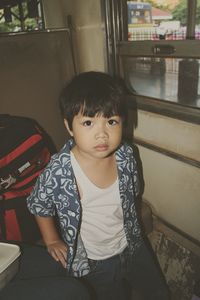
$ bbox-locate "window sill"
[127,94,200,125]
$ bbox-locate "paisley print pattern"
[27,138,143,277]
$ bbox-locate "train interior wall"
[133,109,200,299]
[1,0,200,299]
[0,30,74,149]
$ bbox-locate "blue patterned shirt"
[27,138,143,277]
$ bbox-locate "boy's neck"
[71,147,118,189]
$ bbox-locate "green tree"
[146,0,170,10]
[0,1,41,33]
[172,0,200,26]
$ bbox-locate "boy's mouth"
[94,144,109,151]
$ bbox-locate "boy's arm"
[35,215,68,268]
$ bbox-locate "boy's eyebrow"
[80,114,121,119]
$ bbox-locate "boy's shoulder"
[116,142,140,171]
[118,141,137,158]
[44,140,72,173]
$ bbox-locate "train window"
[120,55,200,109]
[0,0,44,32]
[104,0,200,111]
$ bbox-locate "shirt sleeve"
[27,167,56,217]
[131,144,144,198]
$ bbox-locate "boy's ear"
[64,119,73,136]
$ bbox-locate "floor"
[148,219,200,300]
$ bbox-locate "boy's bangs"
[80,97,123,118]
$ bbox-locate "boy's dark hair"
[59,71,128,130]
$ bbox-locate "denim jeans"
[0,242,170,300]
[0,244,90,300]
[83,241,171,300]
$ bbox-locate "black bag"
[0,114,57,243]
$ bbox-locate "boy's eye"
[108,119,118,126]
[83,120,92,126]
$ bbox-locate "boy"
[27,71,170,300]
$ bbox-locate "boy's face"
[64,112,122,160]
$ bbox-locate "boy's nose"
[95,124,108,139]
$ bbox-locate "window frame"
[103,0,200,121]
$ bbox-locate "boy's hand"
[47,240,68,268]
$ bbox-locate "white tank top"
[71,152,127,260]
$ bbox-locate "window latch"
[152,45,176,55]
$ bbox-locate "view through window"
[0,0,44,33]
[127,0,200,41]
[121,56,200,108]
[117,1,200,110]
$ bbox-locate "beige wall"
[134,110,200,162]
[43,0,107,73]
[60,0,107,72]
[0,31,74,150]
[134,110,200,242]
[42,0,66,28]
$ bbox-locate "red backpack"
[0,114,57,243]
